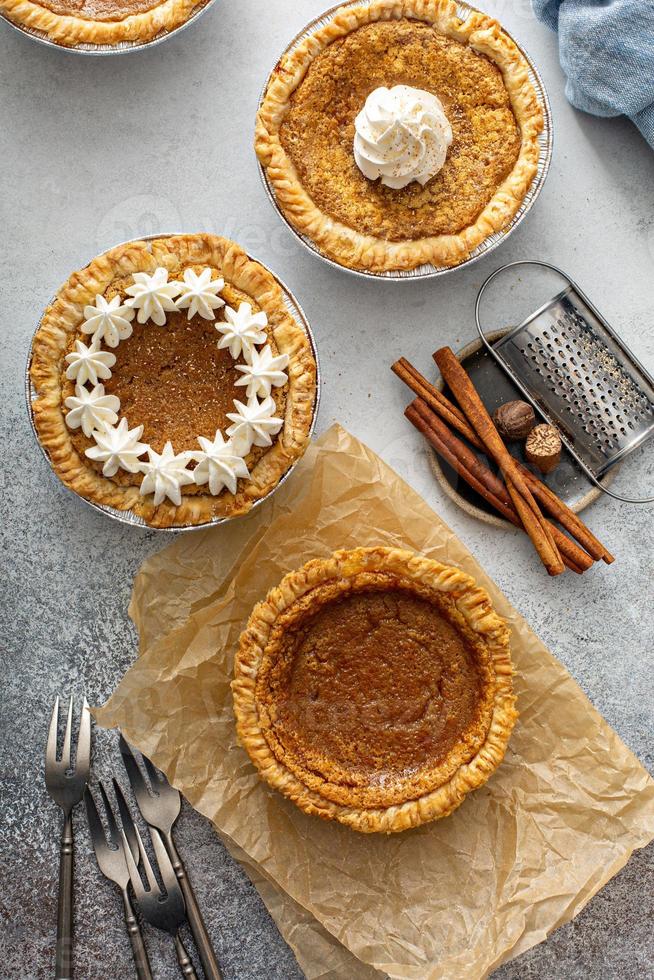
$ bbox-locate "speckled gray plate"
[257,0,553,281]
[25,233,321,532]
[0,0,217,54]
[429,331,615,527]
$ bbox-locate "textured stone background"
[1,1,653,978]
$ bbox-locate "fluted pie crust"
[0,0,207,47]
[30,234,316,529]
[233,547,517,833]
[255,0,544,273]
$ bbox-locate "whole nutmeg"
[492,400,536,440]
[526,424,562,474]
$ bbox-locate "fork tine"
[149,827,178,897]
[76,698,91,778]
[46,696,60,767]
[135,824,159,894]
[60,694,74,770]
[121,828,145,900]
[98,781,119,848]
[112,779,139,862]
[142,754,160,789]
[119,735,149,798]
[84,787,106,849]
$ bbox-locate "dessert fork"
[120,818,198,979]
[119,735,222,980]
[45,695,91,979]
[84,781,153,980]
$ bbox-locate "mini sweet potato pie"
[0,0,209,48]
[233,547,517,833]
[256,0,544,273]
[30,235,317,529]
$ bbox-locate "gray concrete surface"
[1,1,653,977]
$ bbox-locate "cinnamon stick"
[392,352,614,566]
[434,347,565,577]
[520,465,615,564]
[408,399,592,574]
[392,358,484,449]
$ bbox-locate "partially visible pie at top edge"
[255,0,544,273]
[0,0,205,47]
[30,234,317,528]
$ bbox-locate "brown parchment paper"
[220,833,381,980]
[96,424,654,980]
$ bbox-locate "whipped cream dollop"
[353,85,452,189]
[64,383,120,438]
[226,394,283,453]
[85,418,148,478]
[235,345,289,400]
[65,338,116,386]
[176,268,225,321]
[139,441,195,506]
[82,294,134,348]
[125,267,182,326]
[193,431,250,496]
[216,302,268,360]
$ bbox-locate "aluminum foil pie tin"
[25,234,321,532]
[257,0,553,281]
[0,0,217,54]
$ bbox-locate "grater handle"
[475,259,573,353]
[475,261,654,505]
[578,480,654,504]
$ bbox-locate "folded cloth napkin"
[533,0,654,146]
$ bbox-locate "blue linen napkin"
[532,0,654,146]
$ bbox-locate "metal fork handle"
[121,888,153,980]
[164,833,222,980]
[174,933,198,979]
[55,812,73,979]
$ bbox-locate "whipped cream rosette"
[354,85,453,190]
[65,339,116,386]
[64,384,120,438]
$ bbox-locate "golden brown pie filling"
[61,271,287,489]
[0,0,205,48]
[255,572,496,810]
[101,311,244,454]
[36,0,162,19]
[235,548,517,832]
[279,20,522,241]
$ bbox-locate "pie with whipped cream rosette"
[30,234,317,528]
[255,0,545,273]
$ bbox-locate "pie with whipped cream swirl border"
[233,546,517,833]
[30,234,317,529]
[255,0,545,273]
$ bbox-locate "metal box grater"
[475,260,654,503]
